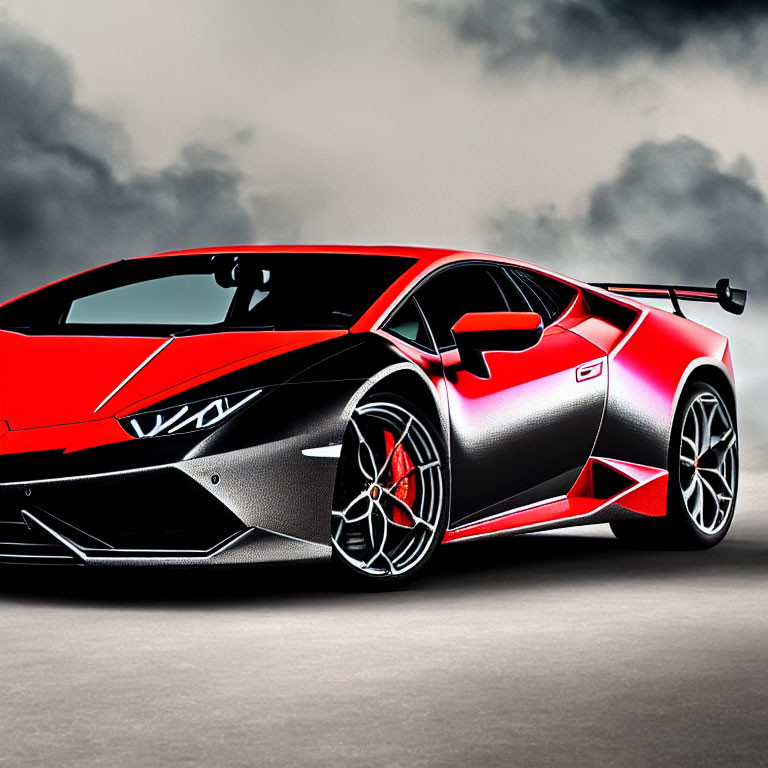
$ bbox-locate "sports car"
[0,245,746,584]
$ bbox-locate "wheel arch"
[673,359,736,426]
[342,363,449,445]
[668,359,737,465]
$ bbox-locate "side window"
[489,266,532,313]
[384,297,435,352]
[506,268,576,326]
[416,265,509,350]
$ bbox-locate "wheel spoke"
[699,399,718,457]
[690,404,701,455]
[335,490,369,517]
[379,550,396,575]
[364,506,390,570]
[698,466,733,497]
[332,491,370,523]
[350,415,377,480]
[346,499,373,525]
[371,498,410,531]
[691,476,704,525]
[699,473,725,526]
[367,502,377,549]
[713,430,736,468]
[681,436,698,457]
[709,426,733,451]
[380,487,436,531]
[375,415,414,482]
[387,460,440,491]
[682,474,698,503]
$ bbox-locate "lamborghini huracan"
[0,246,746,584]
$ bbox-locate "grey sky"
[413,0,768,71]
[0,17,258,296]
[3,0,768,271]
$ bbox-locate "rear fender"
[593,308,732,469]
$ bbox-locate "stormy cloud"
[0,21,261,301]
[488,136,768,291]
[412,0,768,71]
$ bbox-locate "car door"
[414,262,607,526]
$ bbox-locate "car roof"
[131,243,461,265]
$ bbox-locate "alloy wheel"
[678,390,737,536]
[332,401,444,577]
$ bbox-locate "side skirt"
[443,457,667,544]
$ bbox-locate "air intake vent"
[591,461,634,500]
[0,505,76,563]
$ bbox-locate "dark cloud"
[0,21,262,301]
[412,0,768,70]
[488,136,768,290]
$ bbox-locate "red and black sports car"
[0,246,746,584]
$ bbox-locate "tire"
[611,381,738,549]
[330,393,448,587]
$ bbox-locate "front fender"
[181,335,440,545]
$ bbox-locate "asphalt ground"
[1,471,766,767]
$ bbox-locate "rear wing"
[590,278,747,317]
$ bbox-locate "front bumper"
[0,377,364,566]
[0,445,336,566]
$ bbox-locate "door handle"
[576,360,603,382]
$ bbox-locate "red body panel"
[452,311,542,334]
[0,328,345,449]
[0,418,131,456]
[109,330,346,417]
[0,330,160,429]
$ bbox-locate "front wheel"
[331,395,448,586]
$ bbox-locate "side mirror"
[451,311,543,378]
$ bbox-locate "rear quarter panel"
[593,305,733,469]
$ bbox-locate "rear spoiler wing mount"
[590,278,747,317]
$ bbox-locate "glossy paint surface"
[452,311,542,334]
[0,328,345,431]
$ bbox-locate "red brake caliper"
[383,430,416,527]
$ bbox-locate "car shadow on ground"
[1,529,766,608]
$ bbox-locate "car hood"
[0,329,347,430]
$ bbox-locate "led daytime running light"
[124,389,262,438]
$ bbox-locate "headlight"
[119,389,262,438]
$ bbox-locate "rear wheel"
[331,395,447,586]
[611,381,738,548]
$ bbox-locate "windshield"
[0,253,415,335]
